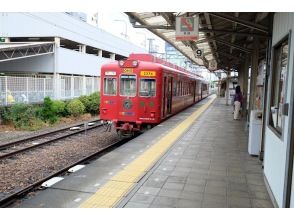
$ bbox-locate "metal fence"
[0,74,100,106]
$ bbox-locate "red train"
[100,53,209,136]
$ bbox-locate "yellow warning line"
[80,95,216,208]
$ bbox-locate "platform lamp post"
[114,19,128,39]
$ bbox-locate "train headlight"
[132,60,138,67]
[119,60,125,67]
[150,112,155,118]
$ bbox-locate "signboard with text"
[176,16,199,41]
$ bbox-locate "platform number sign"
[176,16,199,41]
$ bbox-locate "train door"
[200,82,203,99]
[162,76,167,118]
[167,77,173,115]
[193,81,196,103]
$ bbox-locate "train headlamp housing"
[131,60,138,67]
[119,60,125,67]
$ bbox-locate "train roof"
[102,53,208,83]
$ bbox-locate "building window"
[103,78,117,95]
[269,38,289,135]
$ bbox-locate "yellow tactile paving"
[80,96,216,208]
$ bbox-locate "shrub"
[88,92,100,115]
[52,100,66,116]
[78,92,100,115]
[37,97,59,124]
[66,99,85,117]
[3,103,44,130]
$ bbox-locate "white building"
[0,12,147,105]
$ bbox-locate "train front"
[100,56,161,136]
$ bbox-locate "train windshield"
[139,79,156,97]
[103,78,117,95]
[120,74,136,96]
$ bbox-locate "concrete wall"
[0,12,146,56]
[56,48,113,76]
[263,12,294,207]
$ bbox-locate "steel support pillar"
[226,72,230,106]
[242,56,250,120]
[249,38,259,121]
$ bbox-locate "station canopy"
[126,12,271,72]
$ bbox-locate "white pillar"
[82,75,86,95]
[226,75,230,106]
[98,49,103,57]
[110,53,116,60]
[54,37,61,47]
[71,75,74,98]
[53,37,61,100]
[79,45,86,53]
[4,37,10,43]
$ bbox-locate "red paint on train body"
[100,53,208,135]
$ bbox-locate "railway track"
[0,119,103,160]
[0,137,132,207]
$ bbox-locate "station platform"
[14,95,273,208]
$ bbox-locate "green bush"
[37,97,58,124]
[79,92,100,115]
[88,92,100,115]
[66,99,85,117]
[3,103,44,130]
[52,100,66,116]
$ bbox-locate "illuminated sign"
[105,71,116,76]
[140,71,156,77]
[123,68,133,73]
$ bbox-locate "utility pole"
[147,38,155,53]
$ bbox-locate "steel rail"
[0,122,104,160]
[0,137,132,207]
[0,119,101,150]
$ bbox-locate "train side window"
[173,80,177,96]
[139,78,156,97]
[269,37,289,136]
[120,74,136,97]
[103,77,117,95]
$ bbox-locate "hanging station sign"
[176,16,199,41]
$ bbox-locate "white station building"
[0,12,147,105]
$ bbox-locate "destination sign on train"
[123,68,133,73]
[140,71,156,77]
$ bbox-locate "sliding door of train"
[162,75,173,118]
[193,81,196,103]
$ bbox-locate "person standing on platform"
[233,85,243,120]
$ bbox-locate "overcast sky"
[86,12,166,53]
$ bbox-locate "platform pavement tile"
[186,177,206,186]
[150,196,178,208]
[183,184,205,193]
[251,199,274,208]
[205,186,227,196]
[129,193,156,204]
[180,191,204,201]
[162,182,185,191]
[166,176,187,184]
[249,191,271,200]
[203,194,227,205]
[227,196,252,208]
[143,179,166,188]
[206,180,227,188]
[158,188,182,199]
[137,186,161,196]
[176,199,202,208]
